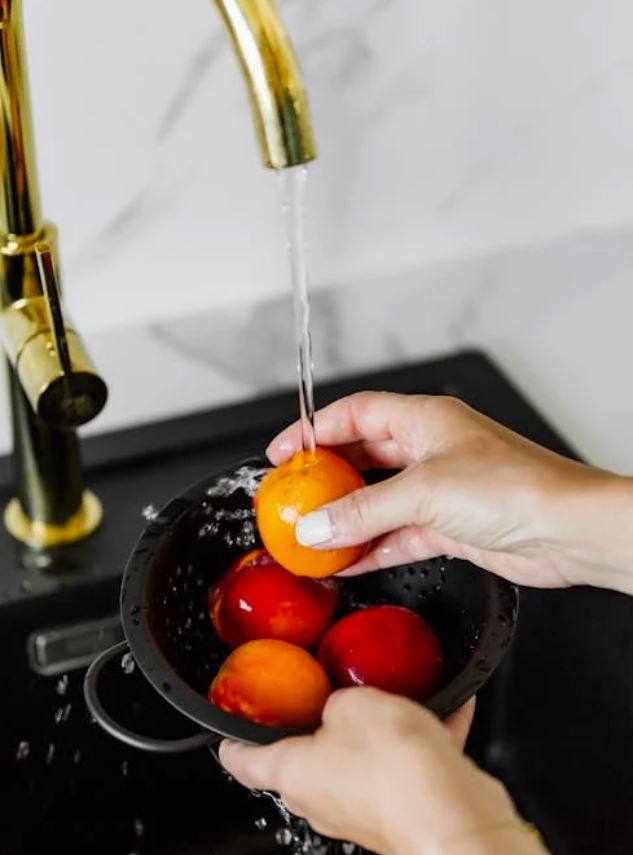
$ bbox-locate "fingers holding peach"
[255,447,368,578]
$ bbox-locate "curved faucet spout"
[213,0,316,169]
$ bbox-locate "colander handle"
[83,641,218,754]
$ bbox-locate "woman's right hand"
[221,688,545,855]
[268,393,633,596]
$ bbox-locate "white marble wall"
[1,1,632,472]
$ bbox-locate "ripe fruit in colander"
[255,447,366,578]
[209,639,332,730]
[209,548,338,649]
[319,605,443,701]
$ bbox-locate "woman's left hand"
[220,688,538,855]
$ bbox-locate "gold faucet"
[0,0,315,551]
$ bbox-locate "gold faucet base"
[4,490,103,548]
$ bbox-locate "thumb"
[296,466,426,549]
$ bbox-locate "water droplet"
[134,818,144,838]
[403,583,411,593]
[121,653,136,675]
[407,566,416,576]
[45,743,55,765]
[434,583,442,592]
[162,681,172,693]
[73,749,82,764]
[342,844,357,854]
[255,817,267,830]
[54,707,64,725]
[62,703,72,723]
[56,674,69,696]
[276,827,293,846]
[142,504,160,521]
[121,760,129,777]
[198,521,220,538]
[130,605,140,616]
[16,740,30,761]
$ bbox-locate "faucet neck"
[0,0,42,239]
[214,0,316,169]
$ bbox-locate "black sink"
[1,350,632,855]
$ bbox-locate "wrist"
[382,758,527,855]
[438,822,548,855]
[389,819,547,855]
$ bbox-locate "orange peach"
[209,639,331,730]
[255,447,366,578]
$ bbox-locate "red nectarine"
[319,605,443,701]
[209,548,338,649]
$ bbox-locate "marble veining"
[0,1,630,482]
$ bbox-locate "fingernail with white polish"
[296,509,333,546]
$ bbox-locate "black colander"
[84,459,518,751]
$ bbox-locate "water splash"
[256,790,359,855]
[277,828,293,846]
[54,703,72,725]
[142,503,160,521]
[197,488,259,548]
[16,740,30,761]
[121,652,136,675]
[206,466,268,499]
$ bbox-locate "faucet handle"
[16,240,109,429]
[35,242,73,377]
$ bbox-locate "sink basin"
[1,350,632,855]
[1,582,287,855]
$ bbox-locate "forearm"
[391,820,549,855]
[549,469,633,595]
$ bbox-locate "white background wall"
[2,1,632,470]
